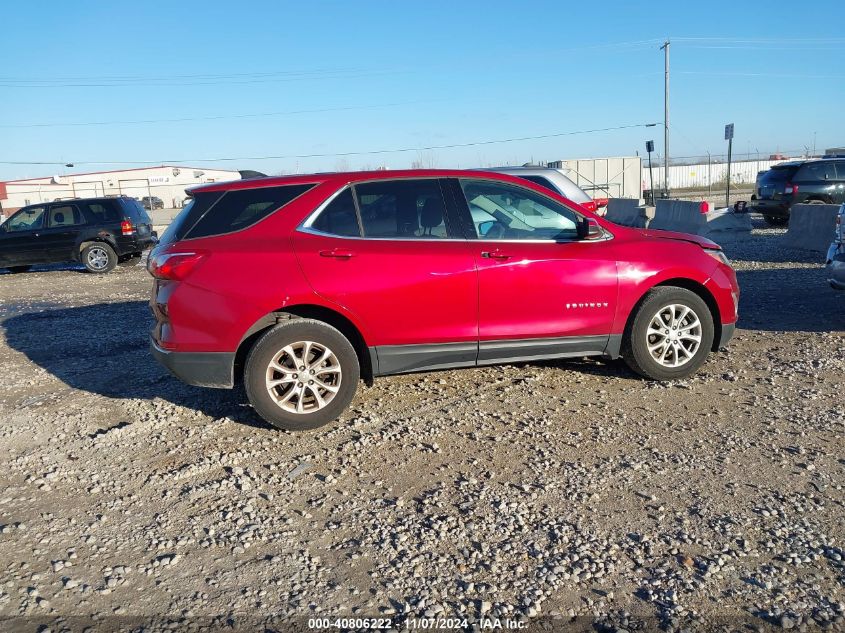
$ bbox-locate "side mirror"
[478,220,495,237]
[577,217,603,240]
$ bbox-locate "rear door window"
[795,162,836,182]
[354,179,451,238]
[47,204,85,227]
[183,183,315,239]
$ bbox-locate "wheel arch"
[234,304,373,385]
[76,235,118,261]
[624,277,722,352]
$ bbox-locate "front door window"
[459,180,579,241]
[6,207,46,232]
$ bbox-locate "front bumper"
[150,337,235,388]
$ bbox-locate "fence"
[643,158,790,192]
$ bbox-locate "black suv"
[0,196,157,274]
[141,196,165,210]
[750,158,845,225]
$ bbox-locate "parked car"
[141,196,165,210]
[826,203,845,290]
[486,166,609,215]
[0,196,157,273]
[148,169,739,431]
[750,158,845,225]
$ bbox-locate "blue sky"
[1,0,843,180]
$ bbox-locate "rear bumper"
[749,200,790,217]
[115,235,157,256]
[717,322,736,349]
[150,337,234,388]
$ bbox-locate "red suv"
[148,170,739,430]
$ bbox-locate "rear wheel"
[6,265,32,273]
[81,243,117,273]
[244,319,360,431]
[622,287,715,381]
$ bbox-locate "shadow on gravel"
[736,268,844,333]
[2,301,273,430]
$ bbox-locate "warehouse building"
[0,165,241,216]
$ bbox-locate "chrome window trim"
[298,179,614,245]
[299,179,457,241]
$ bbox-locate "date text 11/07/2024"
[307,617,528,629]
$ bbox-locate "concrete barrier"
[605,198,654,228]
[783,204,840,253]
[649,199,751,239]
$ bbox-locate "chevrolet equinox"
[148,170,739,430]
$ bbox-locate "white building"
[0,165,241,215]
[547,156,643,201]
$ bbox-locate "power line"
[0,122,660,167]
[0,99,444,129]
[2,149,818,197]
[0,39,663,89]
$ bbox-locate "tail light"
[594,198,609,209]
[784,183,798,195]
[147,251,207,280]
[120,220,134,236]
[581,200,598,213]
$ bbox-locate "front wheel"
[622,287,715,381]
[81,243,117,273]
[244,319,360,431]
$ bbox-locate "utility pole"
[660,40,670,198]
[725,123,734,208]
[646,140,655,205]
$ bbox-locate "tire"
[244,319,360,431]
[6,265,32,273]
[81,243,117,273]
[622,286,715,381]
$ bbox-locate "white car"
[486,166,608,215]
[825,203,845,290]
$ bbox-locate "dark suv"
[0,196,157,273]
[141,196,165,210]
[750,158,845,224]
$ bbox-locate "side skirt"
[371,335,612,377]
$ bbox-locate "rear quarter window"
[182,184,315,240]
[121,198,152,223]
[83,201,122,223]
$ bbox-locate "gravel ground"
[0,217,842,632]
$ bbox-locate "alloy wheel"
[646,303,702,368]
[265,340,342,414]
[87,246,110,270]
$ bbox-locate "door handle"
[481,250,512,260]
[319,249,355,259]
